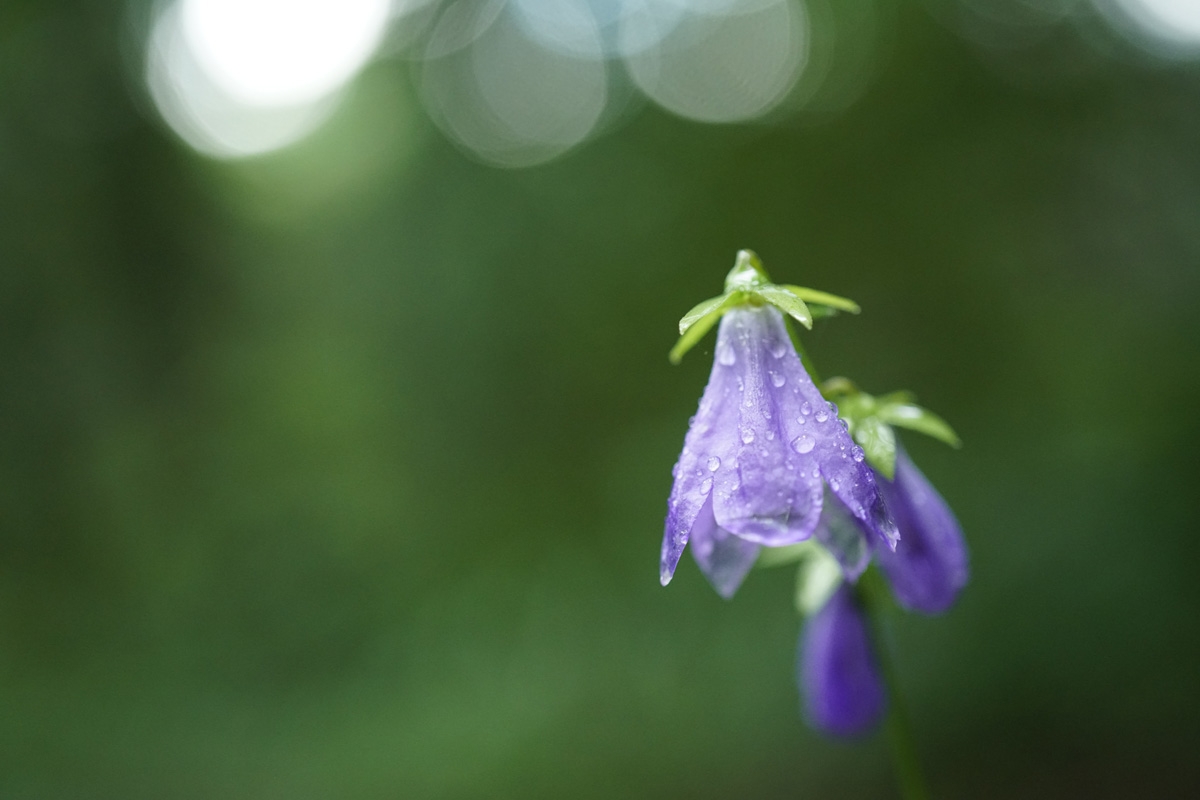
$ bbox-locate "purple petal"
[874,449,969,614]
[798,585,886,737]
[660,327,744,585]
[708,308,823,545]
[707,306,896,549]
[689,494,762,599]
[813,494,871,582]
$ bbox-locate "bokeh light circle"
[420,4,608,167]
[179,0,391,107]
[621,0,808,123]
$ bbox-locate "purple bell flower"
[799,583,886,736]
[874,448,969,614]
[661,305,898,597]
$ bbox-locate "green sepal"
[669,250,862,364]
[854,416,897,479]
[877,401,962,448]
[781,285,861,315]
[669,290,748,364]
[755,284,813,330]
[679,293,731,335]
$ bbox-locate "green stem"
[858,573,931,800]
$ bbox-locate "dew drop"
[740,427,756,444]
[851,446,865,463]
[815,408,829,423]
[769,340,788,359]
[717,342,736,366]
[800,401,813,416]
[796,416,806,425]
[770,371,786,388]
[699,477,713,494]
[765,430,775,441]
[792,434,815,454]
[839,418,849,430]
[707,456,721,472]
[830,478,841,491]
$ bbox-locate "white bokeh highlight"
[1104,0,1200,46]
[420,3,608,167]
[145,0,391,158]
[623,0,808,123]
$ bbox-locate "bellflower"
[874,447,969,614]
[799,583,886,736]
[660,303,898,598]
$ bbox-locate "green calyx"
[669,250,860,364]
[821,379,962,479]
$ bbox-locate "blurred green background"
[2,0,1199,797]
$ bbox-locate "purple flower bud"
[661,306,897,593]
[799,584,886,736]
[874,448,969,614]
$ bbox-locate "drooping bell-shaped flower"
[874,448,969,614]
[798,583,886,736]
[660,253,897,596]
[828,385,969,614]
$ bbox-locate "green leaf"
[754,284,813,330]
[668,291,747,364]
[877,403,962,448]
[678,293,730,335]
[781,285,861,314]
[853,416,897,479]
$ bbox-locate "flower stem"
[858,572,931,800]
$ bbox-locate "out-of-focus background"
[2,0,1199,796]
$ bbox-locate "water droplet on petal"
[740,427,756,444]
[839,418,849,430]
[770,371,786,388]
[792,434,815,454]
[770,340,787,359]
[706,456,721,471]
[800,401,813,416]
[765,430,775,440]
[699,477,713,494]
[851,446,865,463]
[717,342,736,366]
[830,478,841,491]
[815,408,829,423]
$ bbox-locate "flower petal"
[813,494,871,581]
[711,306,896,550]
[874,448,969,614]
[689,494,761,599]
[708,308,824,546]
[798,584,886,737]
[660,334,744,586]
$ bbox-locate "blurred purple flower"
[874,448,969,614]
[661,305,897,597]
[799,583,886,736]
